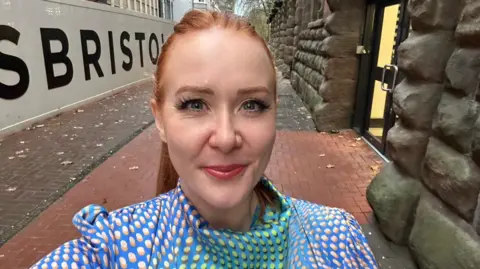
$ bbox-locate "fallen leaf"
[96,144,103,147]
[15,150,24,155]
[8,156,14,160]
[20,141,25,144]
[77,109,84,113]
[108,137,114,140]
[17,155,27,158]
[129,166,139,170]
[326,164,335,168]
[6,187,17,192]
[36,124,44,128]
[61,160,73,165]
[319,154,326,157]
[355,137,362,141]
[73,126,83,129]
[370,165,380,172]
[57,152,64,155]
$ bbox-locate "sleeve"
[29,205,117,269]
[343,211,379,269]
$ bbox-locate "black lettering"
[0,25,30,100]
[120,31,132,71]
[40,28,73,90]
[149,33,159,65]
[80,29,104,81]
[161,33,164,44]
[135,32,145,67]
[108,31,116,75]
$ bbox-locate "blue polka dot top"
[31,177,378,268]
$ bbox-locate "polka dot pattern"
[31,177,378,268]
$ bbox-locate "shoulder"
[68,191,176,256]
[31,193,175,268]
[73,192,173,237]
[290,198,378,268]
[290,198,365,238]
[290,198,354,223]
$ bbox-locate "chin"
[203,187,250,210]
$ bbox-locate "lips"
[203,164,246,180]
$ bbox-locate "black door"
[353,0,410,156]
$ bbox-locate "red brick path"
[0,127,383,268]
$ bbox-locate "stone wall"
[269,0,296,77]
[367,0,480,268]
[290,0,364,131]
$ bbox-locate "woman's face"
[152,28,276,210]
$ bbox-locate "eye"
[175,98,207,112]
[241,99,270,113]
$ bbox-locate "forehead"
[162,28,274,92]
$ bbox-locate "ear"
[150,98,167,143]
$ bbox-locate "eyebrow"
[175,85,271,96]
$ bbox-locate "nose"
[208,112,241,153]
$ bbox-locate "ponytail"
[156,142,179,194]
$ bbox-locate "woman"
[31,10,378,269]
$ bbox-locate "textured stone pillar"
[307,0,365,130]
[368,0,480,268]
[368,0,458,245]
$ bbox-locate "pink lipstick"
[203,164,246,180]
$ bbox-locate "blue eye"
[242,100,270,112]
[175,99,206,111]
[186,100,204,111]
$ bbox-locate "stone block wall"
[290,0,364,131]
[270,0,296,78]
[367,0,480,268]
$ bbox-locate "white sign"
[0,0,174,136]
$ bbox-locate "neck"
[182,186,259,232]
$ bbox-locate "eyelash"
[175,98,271,113]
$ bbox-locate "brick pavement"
[0,75,417,268]
[0,81,156,246]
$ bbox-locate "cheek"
[162,110,212,162]
[239,115,276,157]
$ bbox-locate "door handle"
[381,64,399,93]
